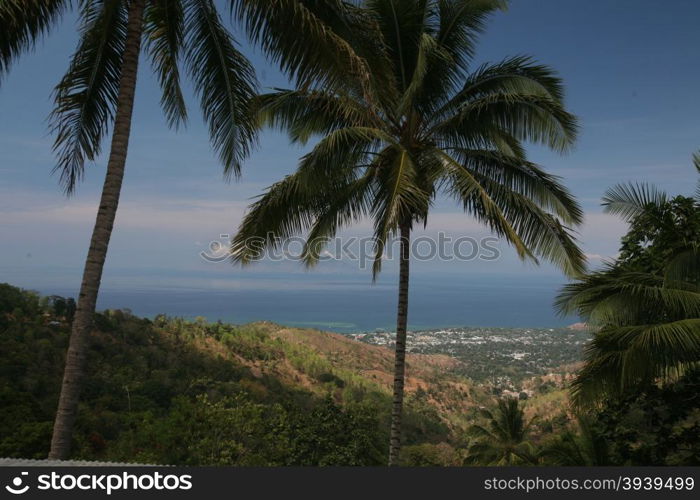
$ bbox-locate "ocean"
[16,271,575,333]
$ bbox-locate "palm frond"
[437,149,533,261]
[557,268,624,317]
[430,0,507,92]
[365,0,431,94]
[602,182,668,222]
[665,249,700,288]
[465,396,536,465]
[539,431,588,466]
[397,32,448,115]
[184,0,257,179]
[434,92,578,153]
[231,0,378,95]
[314,124,392,158]
[145,0,187,128]
[253,89,375,143]
[447,148,583,224]
[478,182,586,277]
[0,0,69,82]
[302,172,375,266]
[466,423,493,440]
[230,128,375,263]
[49,0,128,194]
[589,287,700,327]
[571,320,700,406]
[430,55,566,120]
[557,267,700,323]
[230,173,321,264]
[401,0,509,116]
[539,414,609,466]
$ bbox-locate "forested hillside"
[0,283,485,465]
[3,282,698,466]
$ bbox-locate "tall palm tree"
[556,158,700,407]
[230,0,584,465]
[3,0,257,460]
[2,0,364,460]
[464,398,537,465]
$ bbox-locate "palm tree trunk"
[388,222,411,466]
[48,0,145,460]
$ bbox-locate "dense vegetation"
[592,371,700,465]
[1,283,474,465]
[552,161,700,465]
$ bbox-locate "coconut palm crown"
[232,0,584,274]
[464,397,537,465]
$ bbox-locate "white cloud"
[0,189,248,234]
[0,186,631,280]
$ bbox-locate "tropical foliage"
[231,2,584,275]
[2,0,258,190]
[464,397,537,465]
[592,369,700,465]
[538,414,610,466]
[4,0,697,467]
[557,157,700,405]
[4,282,699,465]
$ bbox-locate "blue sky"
[1,0,700,300]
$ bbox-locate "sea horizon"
[5,269,577,333]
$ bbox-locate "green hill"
[0,283,488,465]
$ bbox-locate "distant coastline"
[16,276,577,333]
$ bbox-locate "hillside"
[0,283,489,465]
[264,325,486,420]
[9,283,693,467]
[182,320,488,429]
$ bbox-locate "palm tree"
[2,0,364,460]
[464,398,537,465]
[4,0,257,460]
[556,155,700,406]
[230,0,584,465]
